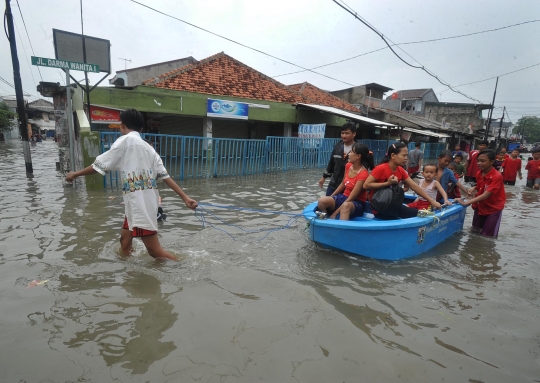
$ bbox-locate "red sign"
[90,105,121,124]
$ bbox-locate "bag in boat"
[370,185,404,217]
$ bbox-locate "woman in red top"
[525,148,540,189]
[456,149,506,237]
[500,149,522,186]
[317,143,374,220]
[364,143,442,220]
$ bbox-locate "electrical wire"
[13,19,37,90]
[15,0,43,81]
[331,0,483,104]
[128,0,357,87]
[438,62,540,94]
[274,20,540,79]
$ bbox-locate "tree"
[0,102,16,134]
[513,116,540,143]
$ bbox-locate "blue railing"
[99,133,438,188]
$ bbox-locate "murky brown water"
[1,139,539,383]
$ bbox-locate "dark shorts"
[122,217,157,237]
[526,178,540,188]
[464,175,476,183]
[375,204,418,220]
[332,194,365,219]
[503,180,516,186]
[472,209,502,238]
[325,185,337,196]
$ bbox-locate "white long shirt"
[92,131,169,231]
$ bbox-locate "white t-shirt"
[92,131,170,232]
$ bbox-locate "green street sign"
[31,56,100,73]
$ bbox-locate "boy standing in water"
[465,140,488,183]
[525,148,540,189]
[66,109,198,260]
[456,149,506,238]
[500,149,522,186]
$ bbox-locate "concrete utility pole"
[484,77,499,141]
[5,0,33,173]
[497,106,505,149]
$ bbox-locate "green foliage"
[0,102,16,133]
[513,116,540,143]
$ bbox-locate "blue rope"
[193,204,303,242]
[197,202,302,216]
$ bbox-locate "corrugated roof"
[296,103,396,127]
[386,88,431,100]
[289,82,361,113]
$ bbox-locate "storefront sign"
[207,99,249,120]
[90,105,122,124]
[298,124,326,139]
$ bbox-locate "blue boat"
[303,195,467,261]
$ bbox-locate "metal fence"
[99,132,437,188]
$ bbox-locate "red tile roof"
[143,53,362,113]
[288,82,361,113]
[143,52,306,104]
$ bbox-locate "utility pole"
[496,106,505,150]
[5,0,33,174]
[80,0,91,119]
[366,89,372,117]
[484,77,499,141]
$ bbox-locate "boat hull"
[303,200,466,261]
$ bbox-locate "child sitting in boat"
[447,163,461,199]
[364,142,442,220]
[407,163,451,210]
[316,143,374,220]
[455,149,506,238]
[435,150,470,202]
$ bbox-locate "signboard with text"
[298,123,326,139]
[31,56,100,73]
[207,99,249,120]
[90,105,122,124]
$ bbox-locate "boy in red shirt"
[525,148,540,189]
[500,149,522,186]
[465,140,488,183]
[456,149,506,238]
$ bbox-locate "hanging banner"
[207,99,249,120]
[90,105,122,124]
[298,123,326,139]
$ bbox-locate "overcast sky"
[1,0,539,123]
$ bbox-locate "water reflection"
[458,233,501,283]
[64,271,177,374]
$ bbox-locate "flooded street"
[1,139,539,383]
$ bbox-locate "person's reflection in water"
[459,233,501,283]
[65,272,177,374]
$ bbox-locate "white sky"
[1,0,539,124]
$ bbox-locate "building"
[381,88,439,115]
[330,83,393,112]
[108,56,197,87]
[0,97,55,137]
[90,52,394,140]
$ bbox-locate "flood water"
[1,139,539,383]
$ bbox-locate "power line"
[12,19,37,90]
[0,76,33,97]
[399,19,540,46]
[15,0,43,81]
[438,62,540,94]
[129,0,357,87]
[331,0,483,104]
[273,20,540,79]
[273,47,388,78]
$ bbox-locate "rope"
[193,204,303,242]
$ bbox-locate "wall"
[330,86,366,105]
[123,57,197,86]
[425,103,484,132]
[90,86,350,128]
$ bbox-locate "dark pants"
[375,205,418,220]
[503,180,516,186]
[325,185,336,196]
